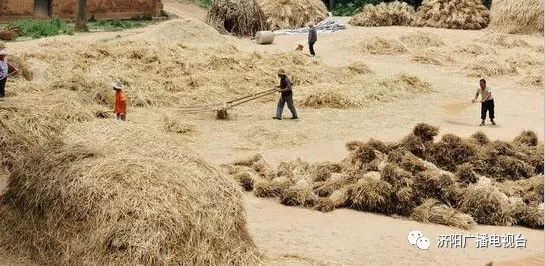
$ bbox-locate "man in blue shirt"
[273,69,298,120]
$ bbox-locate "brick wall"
[0,0,161,19]
[0,0,34,16]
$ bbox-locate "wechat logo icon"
[408,230,431,250]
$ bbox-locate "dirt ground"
[0,1,543,265]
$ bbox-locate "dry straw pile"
[258,0,328,30]
[225,124,544,229]
[488,0,544,35]
[0,120,260,265]
[412,0,490,30]
[206,0,267,36]
[349,1,415,27]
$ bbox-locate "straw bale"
[280,180,319,207]
[254,178,292,198]
[413,123,439,142]
[411,199,476,230]
[258,0,327,30]
[429,134,477,171]
[499,175,544,204]
[470,131,490,145]
[359,37,408,55]
[347,177,395,213]
[0,121,259,265]
[414,170,457,204]
[456,163,478,185]
[513,130,539,147]
[366,138,389,154]
[458,183,514,226]
[313,174,352,197]
[488,0,544,35]
[464,55,517,78]
[400,31,444,48]
[206,0,267,36]
[401,152,428,174]
[313,187,350,212]
[511,201,544,229]
[349,1,415,27]
[412,0,490,30]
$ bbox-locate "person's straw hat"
[112,82,124,90]
[277,68,287,76]
[308,22,315,27]
[0,50,7,56]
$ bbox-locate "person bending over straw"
[308,22,317,57]
[472,78,496,126]
[113,82,127,121]
[273,69,298,120]
[0,49,18,98]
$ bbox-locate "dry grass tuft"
[163,117,196,135]
[513,130,539,147]
[349,1,415,27]
[458,182,514,226]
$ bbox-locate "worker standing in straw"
[113,82,127,121]
[273,69,298,120]
[308,22,318,57]
[472,78,496,126]
[0,49,18,98]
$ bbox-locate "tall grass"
[8,19,74,38]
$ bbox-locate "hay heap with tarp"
[224,124,544,230]
[0,120,260,265]
[257,0,328,30]
[488,0,544,35]
[206,0,267,36]
[349,1,415,27]
[412,0,490,30]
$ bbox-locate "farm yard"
[0,0,543,265]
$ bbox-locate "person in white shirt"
[0,49,17,98]
[472,78,496,126]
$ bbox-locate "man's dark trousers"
[481,99,495,120]
[0,77,6,98]
[276,94,298,119]
[309,41,316,56]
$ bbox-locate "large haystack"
[412,0,490,30]
[258,0,328,30]
[206,0,267,36]
[349,1,415,27]
[0,121,259,265]
[488,0,544,35]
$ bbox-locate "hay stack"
[258,0,327,30]
[301,90,353,109]
[0,121,259,265]
[206,0,267,36]
[412,0,490,30]
[349,1,415,27]
[411,199,476,230]
[488,0,544,35]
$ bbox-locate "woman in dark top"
[273,69,298,120]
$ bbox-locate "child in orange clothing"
[113,82,127,121]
